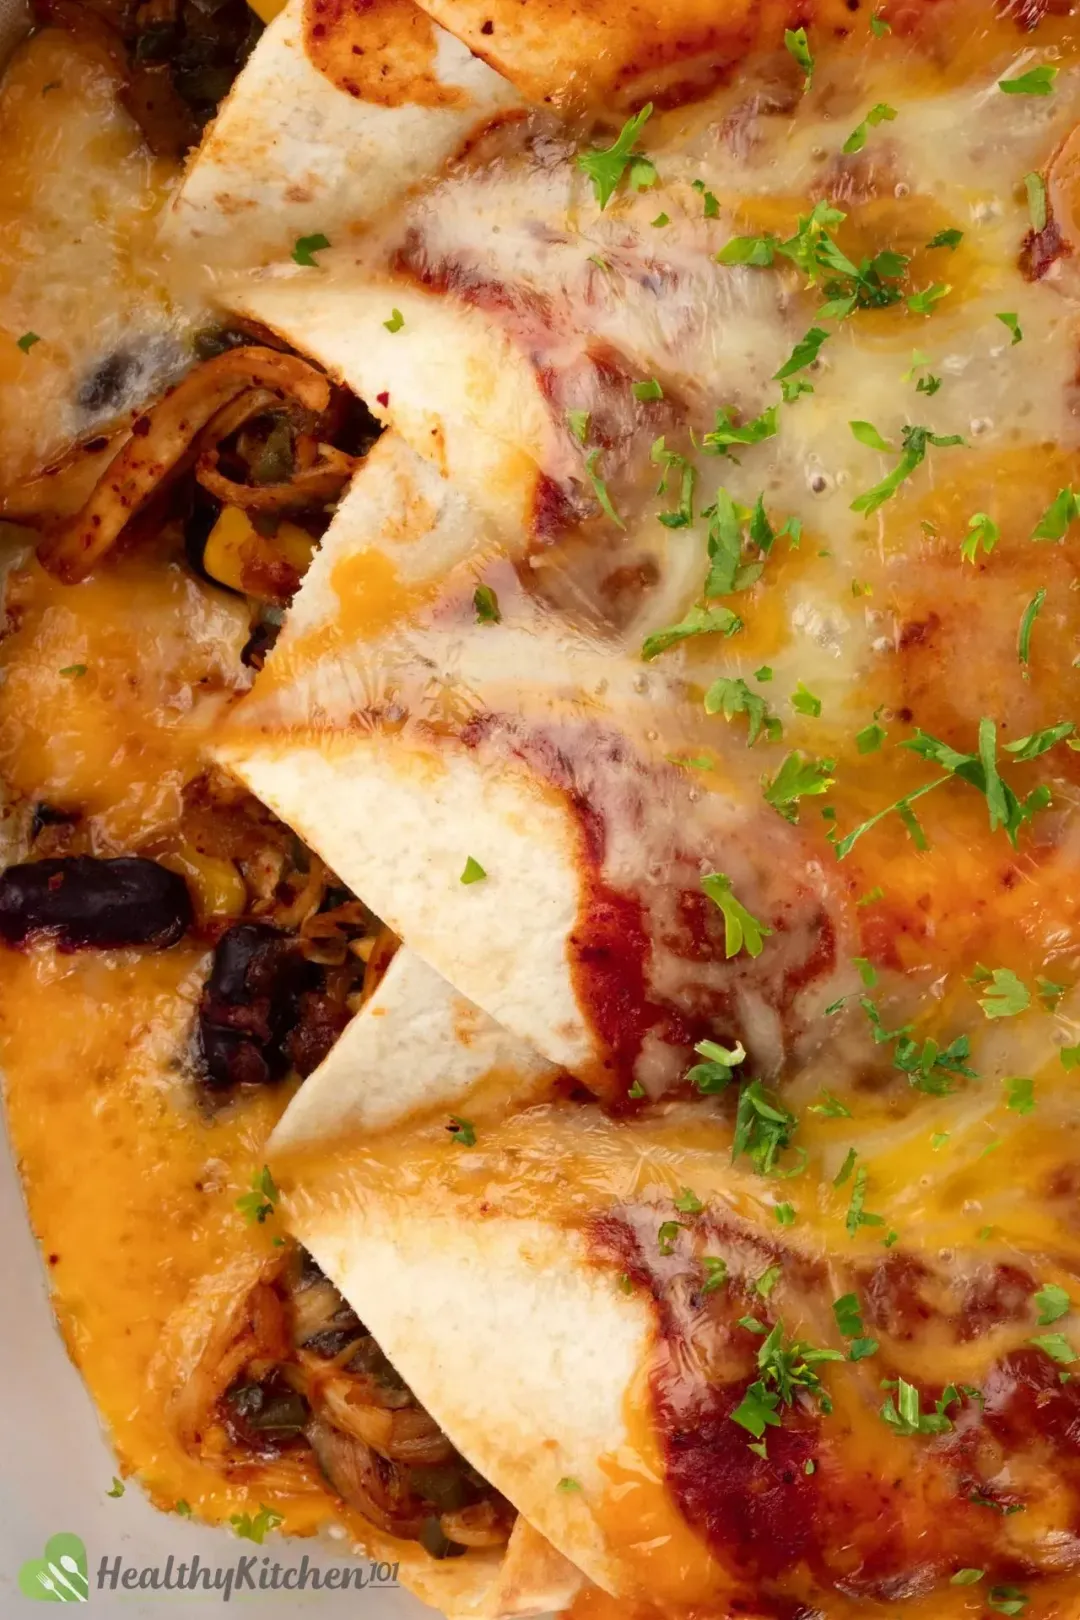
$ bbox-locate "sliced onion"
[38,348,330,583]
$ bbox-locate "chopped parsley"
[907,282,951,316]
[692,178,720,217]
[1033,487,1080,540]
[997,311,1023,345]
[657,1220,681,1256]
[851,424,965,515]
[988,1588,1030,1617]
[916,373,942,396]
[1017,587,1045,665]
[774,325,829,381]
[291,233,330,266]
[880,1376,960,1435]
[1025,171,1048,233]
[58,663,87,678]
[763,750,836,822]
[784,26,814,85]
[633,377,664,401]
[809,1090,852,1118]
[576,104,655,209]
[856,721,887,754]
[687,1037,747,1093]
[833,1292,879,1360]
[447,1116,477,1146]
[790,681,822,718]
[460,856,487,884]
[383,308,405,332]
[1030,1332,1076,1364]
[870,10,890,35]
[731,1320,842,1444]
[556,1476,582,1492]
[701,873,773,959]
[836,715,1067,857]
[733,1080,798,1174]
[106,1477,125,1498]
[716,199,908,319]
[1062,1044,1080,1070]
[703,676,781,746]
[951,1570,985,1586]
[236,1166,278,1225]
[962,511,999,562]
[701,1256,728,1294]
[584,448,626,529]
[566,408,590,443]
[702,403,779,457]
[998,64,1058,96]
[1034,1283,1071,1325]
[473,584,501,624]
[756,1264,783,1298]
[652,439,697,529]
[774,1202,796,1225]
[842,103,897,155]
[641,602,742,661]
[1004,1076,1035,1114]
[651,212,670,227]
[16,331,41,353]
[674,1186,703,1213]
[926,227,963,250]
[846,1165,885,1237]
[970,965,1030,1019]
[230,1506,284,1544]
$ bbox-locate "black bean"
[195,921,317,1092]
[0,857,192,949]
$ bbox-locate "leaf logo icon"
[18,1534,89,1603]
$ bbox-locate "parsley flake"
[774,326,829,381]
[999,65,1058,96]
[584,447,626,529]
[701,872,773,959]
[291,233,330,266]
[1004,1076,1035,1114]
[1025,171,1048,233]
[447,1115,477,1146]
[843,103,897,154]
[16,331,41,353]
[907,282,951,316]
[687,1037,747,1094]
[460,856,487,884]
[383,308,405,333]
[704,677,780,746]
[473,584,501,624]
[107,1477,125,1498]
[926,228,963,250]
[641,602,742,661]
[230,1506,284,1544]
[1017,587,1045,665]
[763,751,836,823]
[962,512,999,562]
[1034,1283,1071,1325]
[633,377,664,401]
[972,966,1030,1019]
[236,1166,278,1225]
[784,26,814,85]
[997,312,1023,345]
[576,105,655,210]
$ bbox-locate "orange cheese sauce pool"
[0,545,340,1528]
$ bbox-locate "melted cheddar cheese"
[8,2,1080,1616]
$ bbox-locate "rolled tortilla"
[218,430,851,1101]
[270,945,560,1152]
[165,0,520,270]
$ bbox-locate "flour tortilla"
[166,0,519,270]
[280,1121,655,1602]
[270,945,559,1152]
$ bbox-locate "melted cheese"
[7,2,1080,1614]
